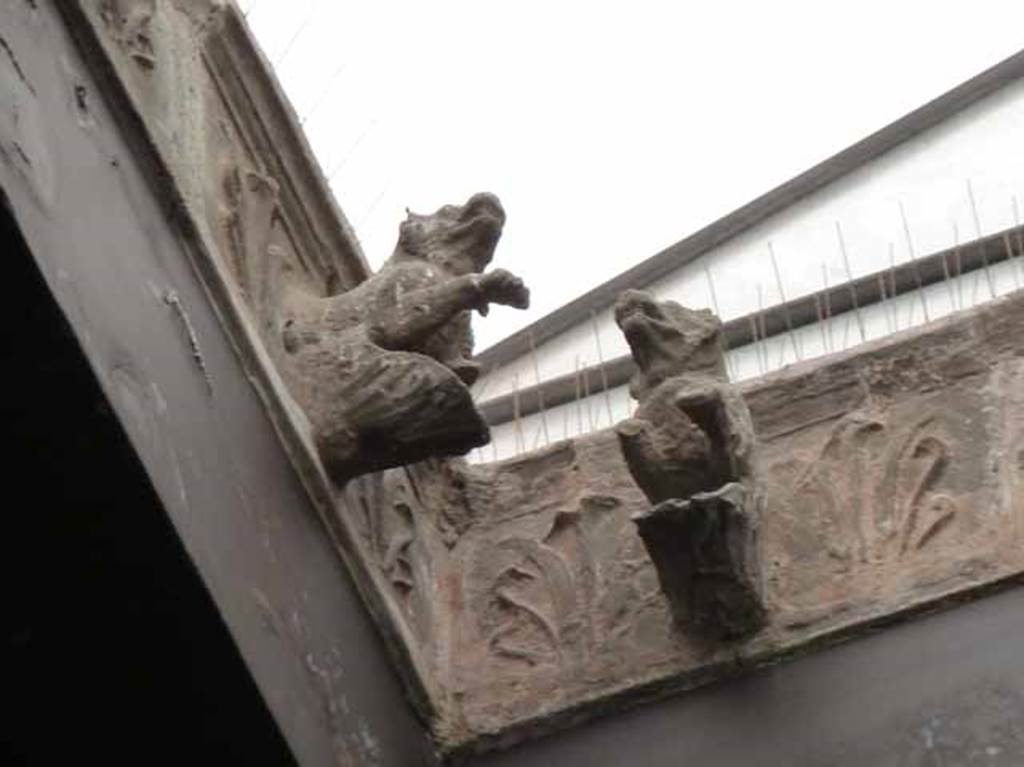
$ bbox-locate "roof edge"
[475,48,1024,369]
[479,223,1024,425]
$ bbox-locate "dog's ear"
[398,218,425,257]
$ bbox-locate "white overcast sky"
[243,1,1024,350]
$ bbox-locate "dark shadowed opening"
[0,195,295,766]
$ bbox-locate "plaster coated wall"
[474,75,1024,461]
[481,257,1024,461]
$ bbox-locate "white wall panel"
[474,79,1024,412]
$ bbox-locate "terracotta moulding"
[63,1,1024,759]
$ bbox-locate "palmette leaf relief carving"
[220,165,284,316]
[214,157,325,363]
[469,511,597,672]
[796,413,959,563]
[348,468,436,647]
[99,0,157,69]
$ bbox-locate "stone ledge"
[52,2,1024,759]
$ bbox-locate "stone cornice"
[55,0,439,728]
[52,4,1024,760]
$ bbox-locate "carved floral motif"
[99,0,157,69]
[786,412,959,566]
[468,510,596,671]
[220,164,284,329]
[346,467,436,646]
[761,396,998,626]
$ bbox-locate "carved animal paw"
[480,269,530,310]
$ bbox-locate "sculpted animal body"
[615,290,752,501]
[614,289,766,640]
[280,193,528,483]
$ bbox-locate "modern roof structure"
[475,48,1024,371]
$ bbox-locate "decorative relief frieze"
[99,0,156,70]
[67,0,1024,758]
[780,412,961,564]
[220,166,280,307]
[346,466,439,649]
[419,300,1022,753]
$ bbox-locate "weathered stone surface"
[615,288,729,398]
[634,485,766,639]
[17,3,441,764]
[65,1,1024,760]
[99,0,157,69]
[613,289,765,640]
[65,0,454,740]
[387,290,1024,757]
[279,193,529,483]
